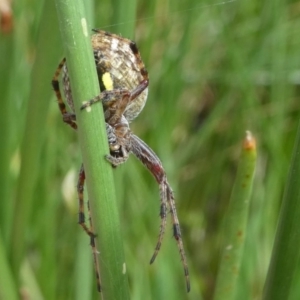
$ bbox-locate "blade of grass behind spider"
[262,120,300,300]
[213,131,256,300]
[54,0,130,299]
[75,230,94,300]
[0,27,18,300]
[0,31,13,245]
[111,0,137,38]
[0,232,18,300]
[10,0,62,278]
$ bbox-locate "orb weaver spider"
[52,29,190,293]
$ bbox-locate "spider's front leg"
[80,78,149,117]
[52,58,78,130]
[130,134,190,292]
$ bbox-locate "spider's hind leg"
[166,183,190,293]
[77,164,95,237]
[77,164,101,292]
[130,134,190,292]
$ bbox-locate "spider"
[52,29,190,293]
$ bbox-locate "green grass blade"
[54,1,130,298]
[75,231,93,300]
[111,0,137,37]
[0,231,18,300]
[0,32,13,245]
[263,120,300,300]
[0,23,18,300]
[10,0,61,275]
[214,131,256,300]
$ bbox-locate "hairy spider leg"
[52,58,77,130]
[77,164,95,237]
[80,78,149,113]
[77,164,102,292]
[166,185,190,293]
[130,134,190,292]
[82,89,131,125]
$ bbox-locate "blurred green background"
[1,0,300,299]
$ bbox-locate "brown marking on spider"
[52,29,190,293]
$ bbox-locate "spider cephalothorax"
[52,29,190,292]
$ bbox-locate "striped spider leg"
[129,134,190,292]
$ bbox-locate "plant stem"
[213,131,256,300]
[0,231,18,300]
[263,120,300,300]
[54,1,130,299]
[111,0,137,37]
[10,0,62,275]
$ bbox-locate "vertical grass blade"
[54,1,130,298]
[10,0,61,275]
[213,131,256,300]
[0,232,18,300]
[111,0,137,37]
[263,120,300,300]
[0,32,13,244]
[75,231,94,300]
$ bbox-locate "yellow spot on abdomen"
[102,72,113,90]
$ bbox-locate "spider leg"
[80,88,129,112]
[128,79,149,102]
[105,152,129,167]
[77,164,101,292]
[130,134,168,261]
[166,183,190,293]
[77,164,95,237]
[80,79,149,121]
[150,179,168,264]
[130,134,190,292]
[52,58,77,130]
[87,201,101,293]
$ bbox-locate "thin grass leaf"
[263,120,300,300]
[0,232,18,300]
[111,0,138,37]
[0,33,13,245]
[214,131,256,300]
[9,0,62,276]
